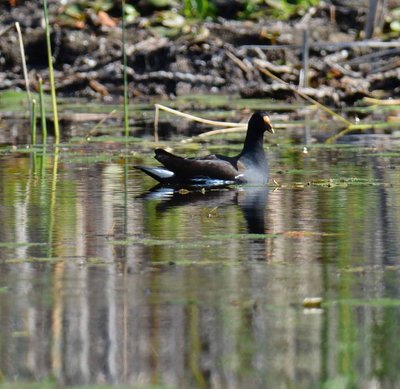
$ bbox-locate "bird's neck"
[240,130,265,157]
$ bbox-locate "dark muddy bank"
[1,1,400,106]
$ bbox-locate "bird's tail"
[134,165,175,183]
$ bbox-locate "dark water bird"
[135,111,274,185]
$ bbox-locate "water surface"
[0,142,400,388]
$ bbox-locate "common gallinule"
[135,111,274,184]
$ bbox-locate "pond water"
[1,132,400,388]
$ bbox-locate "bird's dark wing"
[154,149,239,181]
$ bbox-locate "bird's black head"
[248,111,274,134]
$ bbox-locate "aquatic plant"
[14,22,37,144]
[14,22,30,104]
[122,0,129,144]
[183,0,215,19]
[30,99,37,145]
[43,0,60,144]
[264,0,320,19]
[38,77,48,144]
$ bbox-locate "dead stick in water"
[154,104,242,142]
[181,121,296,143]
[363,97,400,105]
[181,126,246,143]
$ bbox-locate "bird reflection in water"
[141,183,269,241]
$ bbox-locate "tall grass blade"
[38,76,47,144]
[48,149,59,257]
[15,21,36,144]
[299,29,309,88]
[365,0,379,38]
[15,22,31,104]
[122,0,129,145]
[43,0,60,144]
[41,148,47,177]
[31,99,37,145]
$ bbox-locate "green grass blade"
[31,99,37,145]
[38,76,48,144]
[122,0,129,145]
[43,0,60,144]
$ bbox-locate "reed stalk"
[122,0,129,145]
[31,99,37,145]
[299,29,309,88]
[48,148,59,257]
[32,151,38,175]
[15,22,31,104]
[41,148,47,177]
[15,20,37,145]
[364,0,379,38]
[38,76,47,144]
[43,0,60,144]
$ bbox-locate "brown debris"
[0,1,399,105]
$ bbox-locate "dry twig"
[154,104,242,142]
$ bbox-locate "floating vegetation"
[5,257,58,264]
[86,257,111,265]
[109,237,223,249]
[326,298,400,308]
[0,242,47,249]
[340,264,400,273]
[283,231,341,238]
[0,287,8,294]
[272,176,388,189]
[109,232,277,248]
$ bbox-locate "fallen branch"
[181,126,246,143]
[325,122,400,143]
[86,109,117,139]
[243,39,400,51]
[180,120,301,143]
[363,97,400,105]
[255,62,352,127]
[131,69,225,85]
[252,58,296,75]
[225,50,252,76]
[0,25,14,37]
[154,104,242,142]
